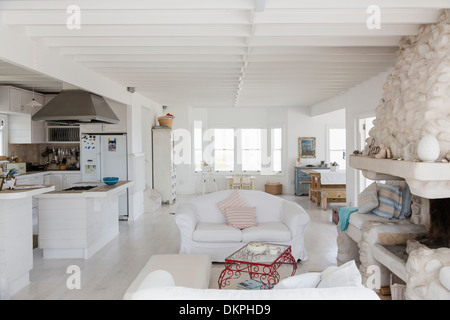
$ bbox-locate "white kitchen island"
[0,185,55,299]
[35,180,133,260]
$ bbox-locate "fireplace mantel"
[349,155,450,199]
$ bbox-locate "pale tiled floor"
[12,194,343,300]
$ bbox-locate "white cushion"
[193,222,242,242]
[137,270,175,290]
[349,212,390,229]
[273,272,321,290]
[317,260,362,288]
[242,222,291,242]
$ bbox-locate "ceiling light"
[26,84,42,108]
[26,98,42,108]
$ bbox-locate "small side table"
[218,242,297,289]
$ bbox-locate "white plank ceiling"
[0,0,448,108]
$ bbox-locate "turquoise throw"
[338,207,358,232]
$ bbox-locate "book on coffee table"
[237,279,273,290]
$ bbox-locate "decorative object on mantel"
[157,113,175,129]
[417,134,440,162]
[298,137,316,158]
[446,151,450,161]
[295,157,301,167]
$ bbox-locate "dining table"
[301,169,346,208]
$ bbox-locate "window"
[193,124,284,174]
[214,128,234,171]
[271,128,282,172]
[241,129,261,171]
[328,127,346,170]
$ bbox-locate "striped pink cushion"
[224,207,256,229]
[217,190,248,215]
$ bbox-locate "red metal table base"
[218,247,297,289]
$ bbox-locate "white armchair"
[175,190,310,262]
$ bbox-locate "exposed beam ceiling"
[0,0,447,108]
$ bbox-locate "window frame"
[326,125,346,169]
[193,123,285,176]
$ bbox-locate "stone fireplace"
[341,10,450,299]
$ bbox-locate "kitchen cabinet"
[17,171,81,192]
[2,86,46,143]
[0,86,22,113]
[295,166,323,196]
[79,103,127,134]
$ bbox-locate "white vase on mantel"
[417,134,440,162]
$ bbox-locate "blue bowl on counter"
[103,177,119,185]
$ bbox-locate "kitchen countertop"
[0,185,55,200]
[34,180,134,198]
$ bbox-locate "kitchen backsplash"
[8,143,80,165]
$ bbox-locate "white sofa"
[175,190,310,262]
[127,260,380,300]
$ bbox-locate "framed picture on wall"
[298,137,316,158]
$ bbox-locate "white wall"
[309,70,392,206]
[167,105,345,195]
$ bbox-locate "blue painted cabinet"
[295,166,322,196]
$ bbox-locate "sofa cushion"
[240,190,283,223]
[242,222,291,242]
[386,180,412,219]
[217,190,248,215]
[224,206,256,229]
[358,182,378,214]
[371,183,402,219]
[193,222,242,243]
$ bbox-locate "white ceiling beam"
[250,46,397,55]
[265,0,450,10]
[59,46,247,55]
[80,61,245,68]
[45,37,247,47]
[71,54,244,62]
[0,17,132,104]
[254,24,420,37]
[254,9,441,24]
[2,11,252,25]
[246,61,393,68]
[93,68,243,74]
[26,25,251,38]
[247,54,395,62]
[249,36,401,46]
[0,0,256,10]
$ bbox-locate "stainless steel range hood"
[32,90,120,124]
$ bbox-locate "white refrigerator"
[80,133,128,219]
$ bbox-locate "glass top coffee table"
[218,242,297,289]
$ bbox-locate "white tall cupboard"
[152,128,176,204]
